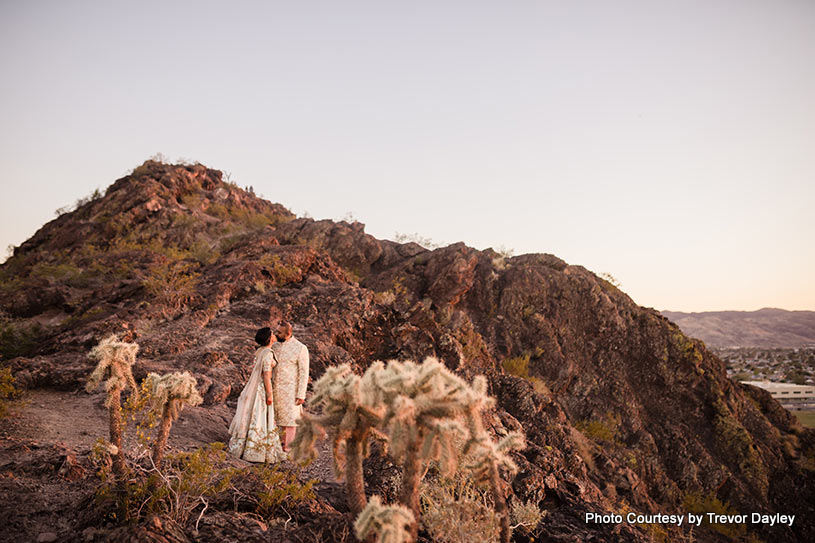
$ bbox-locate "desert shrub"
[206,201,231,219]
[0,316,44,359]
[91,441,315,528]
[0,270,23,301]
[342,265,364,283]
[616,499,670,542]
[803,447,815,472]
[599,272,621,290]
[374,290,397,306]
[238,462,316,517]
[393,232,439,250]
[374,278,409,308]
[63,306,106,328]
[141,261,200,317]
[189,240,219,265]
[92,441,232,524]
[575,412,621,444]
[204,198,287,229]
[218,231,253,254]
[529,377,551,397]
[495,245,514,259]
[0,367,23,417]
[180,193,205,209]
[502,353,531,378]
[420,474,500,543]
[74,188,103,210]
[54,188,103,217]
[711,399,767,494]
[509,499,545,535]
[232,207,283,229]
[682,491,747,539]
[30,260,86,284]
[107,231,193,263]
[672,331,703,366]
[258,254,302,286]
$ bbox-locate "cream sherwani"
[270,336,309,426]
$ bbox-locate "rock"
[36,533,58,543]
[203,381,230,405]
[57,451,85,481]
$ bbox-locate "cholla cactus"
[86,334,140,478]
[290,363,387,516]
[373,358,490,541]
[143,371,203,467]
[86,334,139,404]
[354,495,414,543]
[461,375,526,543]
[296,357,526,543]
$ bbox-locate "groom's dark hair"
[255,327,272,346]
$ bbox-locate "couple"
[227,321,309,463]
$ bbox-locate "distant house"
[741,381,815,410]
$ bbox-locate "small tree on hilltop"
[144,371,203,467]
[86,334,140,478]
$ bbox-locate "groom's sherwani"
[270,336,309,426]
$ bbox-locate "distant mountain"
[661,308,815,348]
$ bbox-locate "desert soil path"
[1,387,335,479]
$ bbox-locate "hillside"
[662,309,815,348]
[1,160,814,542]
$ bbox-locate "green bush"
[502,353,531,378]
[91,441,315,526]
[528,377,551,396]
[258,254,302,286]
[575,412,621,444]
[141,261,200,317]
[682,491,747,539]
[711,399,767,494]
[0,367,22,418]
[0,316,44,359]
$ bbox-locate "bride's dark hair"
[255,327,272,346]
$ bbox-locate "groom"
[271,321,309,452]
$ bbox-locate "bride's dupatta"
[228,346,282,460]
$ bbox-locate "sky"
[1,0,813,312]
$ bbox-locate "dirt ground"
[0,387,335,541]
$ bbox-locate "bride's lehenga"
[228,346,287,463]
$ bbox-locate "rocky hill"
[661,309,815,348]
[1,160,814,542]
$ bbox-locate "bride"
[228,327,287,463]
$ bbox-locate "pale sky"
[1,1,813,312]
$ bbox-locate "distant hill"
[661,308,815,348]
